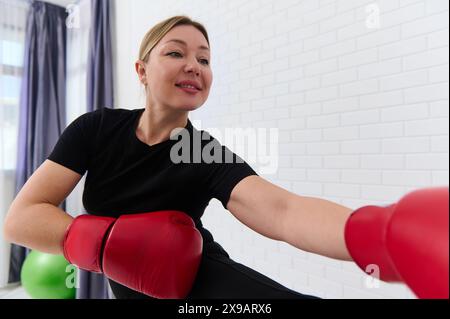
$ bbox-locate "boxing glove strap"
[63,214,116,273]
[344,204,401,281]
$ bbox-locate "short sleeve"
[205,145,259,209]
[47,111,99,175]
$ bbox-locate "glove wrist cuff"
[63,214,116,273]
[345,204,401,281]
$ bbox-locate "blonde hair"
[139,15,210,63]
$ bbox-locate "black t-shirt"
[48,106,258,247]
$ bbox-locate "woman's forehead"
[158,25,209,50]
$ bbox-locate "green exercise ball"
[20,250,76,299]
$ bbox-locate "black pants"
[109,241,318,299]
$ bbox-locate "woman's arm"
[3,160,81,255]
[226,175,353,261]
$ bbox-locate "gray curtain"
[76,0,114,299]
[9,0,67,283]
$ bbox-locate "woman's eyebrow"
[164,39,210,51]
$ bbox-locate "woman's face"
[136,25,213,112]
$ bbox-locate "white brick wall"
[114,0,449,299]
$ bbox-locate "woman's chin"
[176,104,202,112]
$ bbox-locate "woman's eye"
[168,52,182,57]
[168,52,209,66]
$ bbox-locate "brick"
[304,31,337,51]
[276,92,305,108]
[324,155,360,169]
[342,170,382,184]
[381,103,428,122]
[381,2,425,28]
[307,169,340,183]
[360,91,404,109]
[320,11,355,33]
[323,126,359,141]
[431,135,449,152]
[251,74,275,89]
[405,118,449,136]
[263,83,289,98]
[291,103,322,117]
[304,58,338,77]
[303,3,336,26]
[290,50,320,68]
[361,155,404,169]
[405,83,449,103]
[341,110,380,126]
[321,39,356,59]
[402,11,449,38]
[403,47,449,71]
[379,36,427,60]
[275,66,304,83]
[307,114,340,128]
[308,275,344,297]
[406,154,449,169]
[382,170,431,186]
[337,21,372,41]
[322,97,359,114]
[290,76,321,92]
[382,137,430,153]
[305,86,339,103]
[322,69,358,86]
[324,183,360,198]
[360,123,403,138]
[263,107,289,120]
[277,117,306,131]
[341,140,381,154]
[361,185,406,201]
[292,155,323,169]
[425,0,449,14]
[358,58,402,80]
[278,168,307,181]
[357,26,401,50]
[380,70,428,91]
[292,129,322,142]
[279,143,307,156]
[432,171,450,186]
[340,79,379,97]
[276,41,304,59]
[428,29,449,49]
[293,181,323,196]
[429,64,449,83]
[339,48,378,68]
[430,101,449,117]
[287,24,319,42]
[249,98,275,111]
[307,142,340,155]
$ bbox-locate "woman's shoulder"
[90,107,142,117]
[80,107,143,123]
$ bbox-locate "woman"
[4,16,444,299]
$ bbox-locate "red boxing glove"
[345,187,449,299]
[63,210,203,299]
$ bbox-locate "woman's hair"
[139,15,210,63]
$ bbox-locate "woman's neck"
[136,107,189,146]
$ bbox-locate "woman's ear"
[135,60,148,85]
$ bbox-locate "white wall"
[112,0,449,299]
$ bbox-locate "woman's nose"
[184,59,200,75]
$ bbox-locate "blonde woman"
[4,16,447,299]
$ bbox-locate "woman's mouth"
[175,84,200,95]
